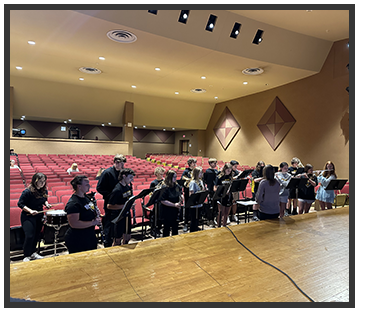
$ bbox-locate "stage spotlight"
[205,14,217,32]
[178,10,190,24]
[252,29,264,44]
[148,10,158,15]
[12,128,26,137]
[230,22,241,39]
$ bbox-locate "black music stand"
[237,169,253,179]
[286,178,307,214]
[212,184,230,202]
[146,187,167,239]
[186,190,209,230]
[230,179,249,192]
[324,179,348,191]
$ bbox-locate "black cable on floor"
[225,226,315,302]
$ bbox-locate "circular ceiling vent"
[190,88,206,93]
[107,30,137,43]
[79,67,102,74]
[242,67,264,75]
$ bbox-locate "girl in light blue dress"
[315,161,337,210]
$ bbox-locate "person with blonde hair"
[316,161,337,210]
[67,163,79,175]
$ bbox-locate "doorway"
[180,140,189,155]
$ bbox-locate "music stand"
[145,187,168,239]
[230,179,249,192]
[324,179,348,191]
[286,178,307,209]
[212,184,230,202]
[186,190,209,230]
[237,169,253,179]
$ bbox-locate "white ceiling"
[9,8,350,129]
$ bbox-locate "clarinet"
[86,191,105,244]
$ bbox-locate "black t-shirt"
[251,169,262,194]
[65,194,96,228]
[96,166,120,202]
[108,183,133,209]
[150,179,164,189]
[216,175,233,206]
[298,175,318,200]
[203,168,218,192]
[18,188,48,212]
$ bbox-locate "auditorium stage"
[9,207,350,303]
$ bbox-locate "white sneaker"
[23,257,31,262]
[30,252,44,260]
[226,217,231,224]
[232,215,238,222]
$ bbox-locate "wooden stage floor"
[9,207,350,304]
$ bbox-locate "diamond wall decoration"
[257,97,296,150]
[213,107,241,150]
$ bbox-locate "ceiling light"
[28,41,36,45]
[135,126,138,129]
[148,10,158,15]
[108,122,111,125]
[201,76,206,79]
[99,56,105,60]
[79,78,84,81]
[21,117,25,120]
[306,10,313,12]
[101,124,105,126]
[64,121,67,124]
[172,128,175,130]
[175,92,179,94]
[178,10,190,24]
[230,22,241,39]
[68,119,72,122]
[143,125,146,128]
[252,29,264,45]
[205,14,217,32]
[16,66,22,70]
[163,129,166,131]
[131,85,136,88]
[214,97,218,100]
[243,82,248,85]
[155,67,161,71]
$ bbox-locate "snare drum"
[46,210,68,226]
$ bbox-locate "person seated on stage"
[287,157,304,215]
[275,162,292,218]
[107,168,135,245]
[315,161,337,210]
[298,164,318,214]
[96,154,126,247]
[203,158,219,227]
[229,160,241,223]
[149,166,165,237]
[17,172,52,262]
[67,163,79,175]
[10,159,21,172]
[251,161,265,221]
[160,170,183,237]
[255,165,280,220]
[64,175,101,254]
[180,158,197,232]
[215,163,234,227]
[188,166,205,232]
[95,167,105,180]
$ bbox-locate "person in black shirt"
[160,170,183,237]
[107,168,135,245]
[203,158,219,226]
[215,163,234,227]
[17,173,52,262]
[287,157,303,215]
[149,167,165,237]
[298,164,318,214]
[251,161,265,221]
[96,154,126,247]
[229,160,241,223]
[180,158,197,232]
[64,175,101,254]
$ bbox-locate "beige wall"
[10,137,129,156]
[205,39,350,180]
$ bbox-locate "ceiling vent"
[190,88,206,93]
[242,67,264,75]
[107,30,137,43]
[79,67,102,74]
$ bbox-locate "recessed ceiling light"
[21,117,25,120]
[134,126,137,129]
[64,121,67,124]
[155,67,161,71]
[79,78,84,81]
[214,96,218,99]
[68,119,72,122]
[163,129,166,131]
[143,125,146,128]
[132,85,137,88]
[172,128,175,130]
[101,123,105,126]
[99,56,105,60]
[28,41,36,45]
[108,123,111,125]
[175,92,179,94]
[201,76,206,79]
[243,82,248,85]
[306,10,313,12]
[16,66,22,70]
[265,83,269,86]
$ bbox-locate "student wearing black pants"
[18,173,52,262]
